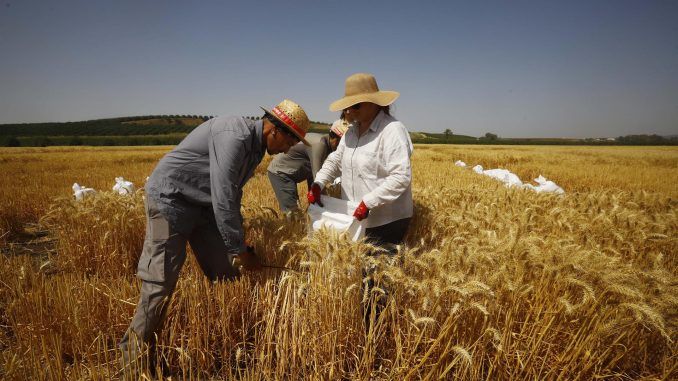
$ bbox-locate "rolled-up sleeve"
[208,129,247,254]
[314,137,344,187]
[362,125,412,209]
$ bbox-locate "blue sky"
[1,0,676,138]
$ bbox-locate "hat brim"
[260,106,310,146]
[329,91,399,112]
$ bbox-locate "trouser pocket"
[137,198,173,282]
[137,238,168,282]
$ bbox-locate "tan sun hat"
[329,73,400,112]
[330,119,350,137]
[260,99,311,146]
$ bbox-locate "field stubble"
[0,145,676,380]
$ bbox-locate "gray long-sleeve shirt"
[145,116,264,254]
[267,133,331,187]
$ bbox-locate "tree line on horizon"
[0,115,331,147]
[0,116,675,147]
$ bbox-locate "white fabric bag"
[307,195,367,242]
[72,183,96,201]
[482,168,524,188]
[461,158,566,194]
[113,177,135,195]
[523,175,565,194]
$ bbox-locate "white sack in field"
[482,168,524,188]
[72,183,96,201]
[113,177,135,195]
[523,175,565,194]
[307,195,367,242]
[458,159,565,194]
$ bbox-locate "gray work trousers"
[267,171,303,213]
[119,196,238,366]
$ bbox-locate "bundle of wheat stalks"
[0,145,676,379]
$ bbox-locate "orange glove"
[307,183,323,207]
[353,201,370,221]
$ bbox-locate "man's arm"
[208,128,248,255]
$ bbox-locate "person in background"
[267,116,349,217]
[120,99,311,376]
[308,73,414,328]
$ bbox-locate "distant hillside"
[411,133,677,146]
[0,116,675,146]
[411,132,479,144]
[0,115,208,137]
[121,117,204,127]
[0,115,330,147]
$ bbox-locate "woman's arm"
[313,136,345,187]
[361,123,412,208]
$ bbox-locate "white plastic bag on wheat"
[307,195,367,242]
[112,177,135,195]
[72,183,96,201]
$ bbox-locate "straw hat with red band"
[260,99,311,146]
[329,73,400,112]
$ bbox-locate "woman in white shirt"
[309,73,414,249]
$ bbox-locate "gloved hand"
[235,246,262,272]
[307,183,323,207]
[353,201,370,221]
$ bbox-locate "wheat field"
[0,145,676,380]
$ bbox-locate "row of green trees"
[615,134,677,145]
[0,115,331,140]
[411,132,677,146]
[0,116,212,137]
[2,114,675,146]
[0,134,187,147]
[115,115,214,122]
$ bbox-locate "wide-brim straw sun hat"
[260,99,311,146]
[330,119,350,137]
[329,73,400,112]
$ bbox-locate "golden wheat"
[0,144,676,380]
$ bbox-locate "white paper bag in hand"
[307,195,367,242]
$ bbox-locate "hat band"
[272,107,305,137]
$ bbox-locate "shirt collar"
[367,110,387,133]
[347,110,387,137]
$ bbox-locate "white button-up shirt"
[315,111,414,228]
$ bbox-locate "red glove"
[353,201,370,221]
[307,183,323,207]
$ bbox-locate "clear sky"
[1,0,676,138]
